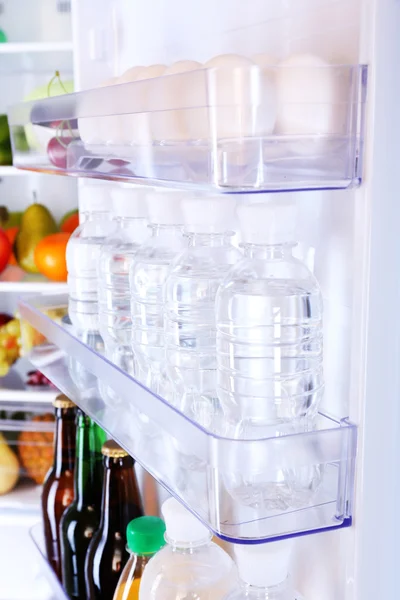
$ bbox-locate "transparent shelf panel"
[8,64,367,193]
[19,294,357,543]
[30,523,69,600]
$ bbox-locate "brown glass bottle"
[41,394,76,580]
[84,440,144,600]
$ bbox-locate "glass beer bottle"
[85,440,144,600]
[60,410,107,599]
[42,394,76,579]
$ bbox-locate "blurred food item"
[26,369,56,388]
[15,203,58,273]
[0,115,12,166]
[0,432,20,494]
[0,30,7,44]
[0,229,12,274]
[24,78,74,151]
[0,207,22,229]
[34,232,70,282]
[0,318,21,377]
[60,209,79,234]
[5,227,18,265]
[18,413,55,485]
[0,313,12,327]
[20,306,67,354]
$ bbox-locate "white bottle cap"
[79,184,112,213]
[182,196,237,232]
[234,539,293,588]
[146,191,184,225]
[238,200,296,245]
[161,497,211,545]
[111,186,149,218]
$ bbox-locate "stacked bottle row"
[67,185,323,442]
[41,394,144,600]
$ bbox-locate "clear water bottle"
[66,184,115,389]
[216,201,323,508]
[98,187,148,377]
[130,192,186,395]
[225,541,295,600]
[164,196,241,429]
[139,497,236,600]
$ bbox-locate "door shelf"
[30,523,69,600]
[18,293,357,544]
[8,64,367,193]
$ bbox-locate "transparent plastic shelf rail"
[30,523,69,600]
[8,64,367,193]
[18,294,357,543]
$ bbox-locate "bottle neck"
[166,532,213,552]
[74,414,106,510]
[83,210,110,222]
[242,242,296,260]
[99,455,142,535]
[149,223,183,239]
[54,407,76,477]
[240,577,291,598]
[186,231,233,247]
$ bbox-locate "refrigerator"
[2,0,400,598]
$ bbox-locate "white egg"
[78,77,119,146]
[151,60,204,143]
[252,53,278,68]
[205,54,273,141]
[119,65,145,83]
[119,64,167,146]
[276,54,337,136]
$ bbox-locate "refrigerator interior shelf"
[0,265,68,293]
[30,523,69,600]
[8,64,367,193]
[18,293,357,543]
[0,42,73,54]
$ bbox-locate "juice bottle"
[113,516,166,600]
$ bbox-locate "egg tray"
[8,64,367,192]
[18,293,357,544]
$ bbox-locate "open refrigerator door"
[4,0,400,599]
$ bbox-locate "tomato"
[5,226,18,265]
[34,232,70,282]
[0,229,12,274]
[60,210,79,234]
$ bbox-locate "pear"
[0,432,19,495]
[15,203,58,273]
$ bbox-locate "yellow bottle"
[113,516,166,600]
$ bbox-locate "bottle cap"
[80,183,112,213]
[126,516,166,555]
[237,199,296,245]
[53,394,75,409]
[146,191,184,225]
[182,196,237,232]
[161,497,211,545]
[101,439,128,458]
[112,186,149,218]
[234,539,293,588]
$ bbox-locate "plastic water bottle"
[66,184,115,389]
[67,184,115,337]
[130,192,186,395]
[139,497,236,600]
[164,196,241,429]
[224,541,295,600]
[216,201,323,508]
[98,187,148,377]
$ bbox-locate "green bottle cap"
[126,516,166,555]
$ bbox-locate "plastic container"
[225,541,296,599]
[98,186,149,378]
[17,292,357,543]
[113,516,166,600]
[139,497,236,600]
[130,191,186,395]
[164,195,241,429]
[8,64,368,192]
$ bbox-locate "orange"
[34,232,70,282]
[60,210,79,233]
[4,226,17,265]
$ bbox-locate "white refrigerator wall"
[69,0,400,598]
